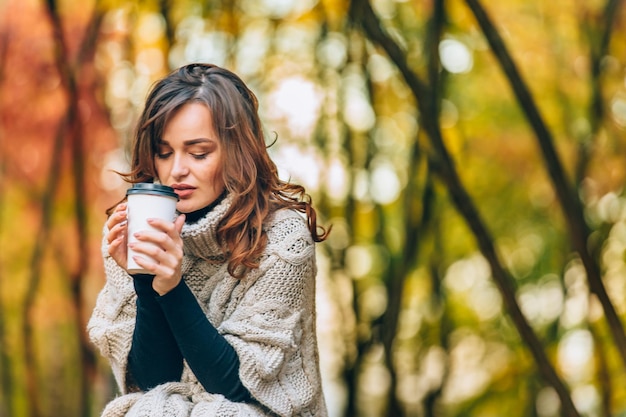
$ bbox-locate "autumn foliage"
[2,0,626,416]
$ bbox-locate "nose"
[170,154,189,179]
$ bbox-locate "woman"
[88,63,330,417]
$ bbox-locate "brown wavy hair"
[116,63,329,277]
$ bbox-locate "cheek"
[153,159,166,179]
[208,159,224,188]
[210,168,225,191]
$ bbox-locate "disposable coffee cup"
[126,183,179,274]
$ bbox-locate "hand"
[128,214,186,295]
[106,203,129,269]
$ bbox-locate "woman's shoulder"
[265,208,309,235]
[264,208,315,256]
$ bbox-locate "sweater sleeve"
[127,275,184,390]
[157,279,253,403]
[217,211,324,417]
[87,227,138,393]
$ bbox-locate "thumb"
[174,213,186,234]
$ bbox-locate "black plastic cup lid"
[126,183,179,200]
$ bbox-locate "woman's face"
[154,102,225,214]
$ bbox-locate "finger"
[132,230,169,247]
[130,247,178,276]
[129,240,163,259]
[106,218,127,244]
[131,232,182,262]
[131,254,158,275]
[145,217,175,233]
[107,235,125,257]
[135,221,183,253]
[174,214,186,234]
[145,214,185,236]
[129,237,181,263]
[106,204,127,231]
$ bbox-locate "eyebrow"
[158,138,215,146]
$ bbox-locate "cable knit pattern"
[87,195,328,417]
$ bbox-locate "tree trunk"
[348,0,581,415]
[0,22,12,417]
[463,0,626,371]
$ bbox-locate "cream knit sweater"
[88,195,328,417]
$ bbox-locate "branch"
[464,0,626,371]
[22,100,67,417]
[22,1,103,416]
[348,0,581,415]
[576,0,622,183]
[46,0,105,415]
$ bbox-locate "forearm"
[128,275,183,390]
[157,280,253,403]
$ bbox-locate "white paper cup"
[126,183,179,274]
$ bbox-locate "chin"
[176,203,196,214]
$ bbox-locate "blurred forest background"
[1,0,626,416]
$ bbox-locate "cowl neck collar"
[180,193,232,260]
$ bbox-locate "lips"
[171,184,196,199]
